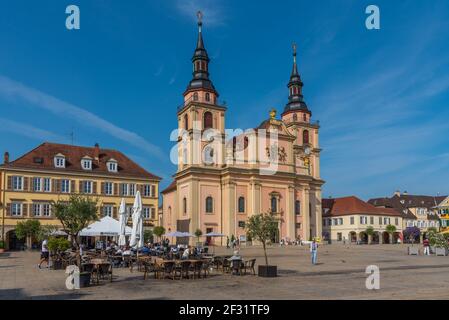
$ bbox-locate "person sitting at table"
[230,250,241,261]
[122,246,132,256]
[181,246,190,260]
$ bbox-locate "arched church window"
[303,113,307,122]
[184,114,188,130]
[183,197,187,215]
[293,113,297,122]
[303,130,309,145]
[205,92,210,102]
[193,92,199,101]
[295,200,301,215]
[271,196,278,213]
[206,196,213,213]
[238,197,245,213]
[203,111,213,129]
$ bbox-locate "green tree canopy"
[194,228,203,241]
[52,194,98,248]
[153,226,165,240]
[365,226,375,236]
[386,224,396,234]
[15,219,41,241]
[246,211,279,266]
[144,229,154,243]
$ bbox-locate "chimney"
[94,143,100,161]
[4,152,9,164]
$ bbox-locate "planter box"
[258,265,277,277]
[435,247,448,257]
[408,247,419,255]
[52,260,63,270]
[79,272,91,288]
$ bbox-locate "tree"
[52,194,98,249]
[194,228,203,243]
[144,229,154,244]
[36,225,58,242]
[365,226,374,245]
[386,224,397,244]
[15,219,41,249]
[403,226,420,245]
[246,211,278,266]
[153,226,165,242]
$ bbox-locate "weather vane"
[197,11,203,24]
[292,42,297,55]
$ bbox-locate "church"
[161,12,324,245]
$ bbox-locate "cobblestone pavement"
[1,244,449,300]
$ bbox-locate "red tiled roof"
[1,142,161,180]
[161,180,177,194]
[323,196,401,217]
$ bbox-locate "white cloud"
[0,118,66,142]
[0,75,166,160]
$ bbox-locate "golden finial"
[269,108,277,120]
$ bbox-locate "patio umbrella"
[129,191,143,249]
[118,198,127,247]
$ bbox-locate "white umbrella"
[164,231,188,237]
[118,198,127,247]
[129,191,143,249]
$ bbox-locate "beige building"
[369,191,445,241]
[0,142,160,250]
[322,196,403,244]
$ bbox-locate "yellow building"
[0,142,161,250]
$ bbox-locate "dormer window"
[54,154,65,168]
[107,159,118,173]
[81,157,92,170]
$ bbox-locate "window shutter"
[101,182,105,195]
[7,176,12,190]
[54,179,60,193]
[113,206,117,219]
[24,177,29,191]
[22,203,28,217]
[114,183,118,196]
[93,182,97,194]
[71,180,75,193]
[31,177,36,191]
[151,185,156,197]
[6,203,11,216]
[79,181,83,193]
[119,183,123,196]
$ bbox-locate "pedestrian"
[226,236,230,249]
[38,238,49,269]
[310,238,318,265]
[423,237,430,256]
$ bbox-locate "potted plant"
[48,237,71,270]
[433,233,448,256]
[403,227,420,255]
[0,240,5,253]
[194,229,203,247]
[246,211,279,277]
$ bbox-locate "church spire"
[283,43,309,114]
[184,11,218,98]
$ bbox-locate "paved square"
[1,244,449,300]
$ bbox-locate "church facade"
[161,14,324,245]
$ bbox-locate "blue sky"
[0,0,449,200]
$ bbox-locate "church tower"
[177,11,226,172]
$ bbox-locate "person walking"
[310,238,318,265]
[423,237,430,256]
[226,236,230,249]
[38,238,49,269]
